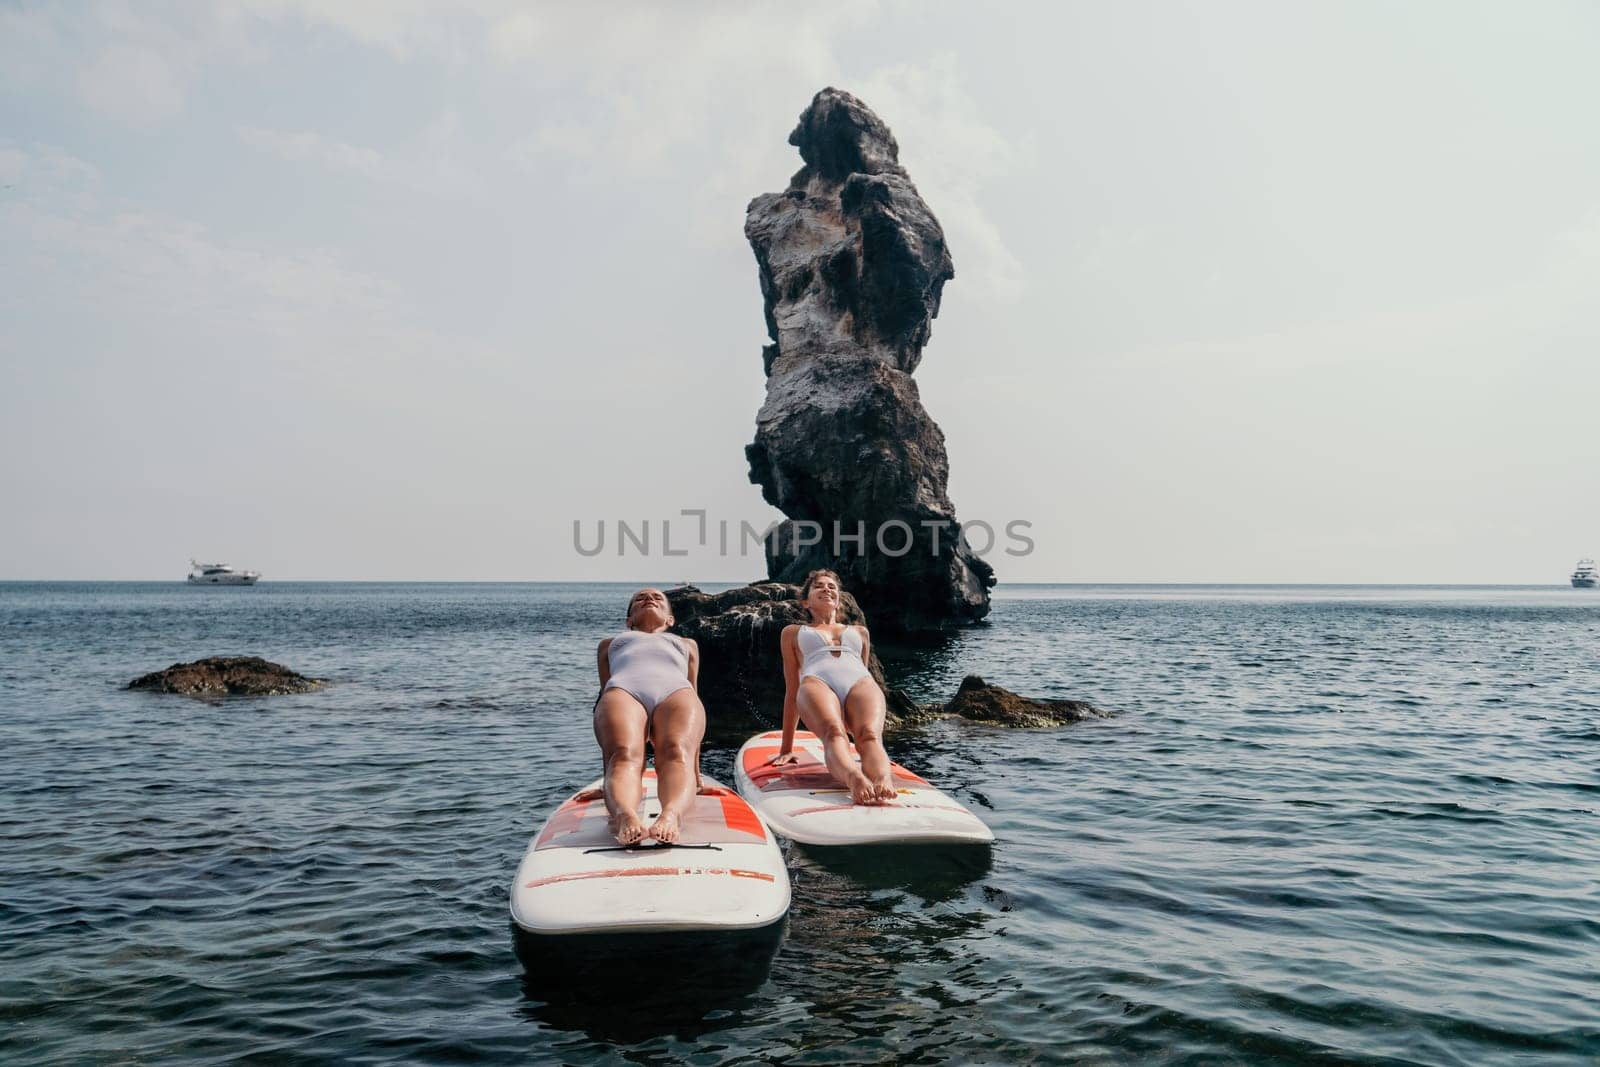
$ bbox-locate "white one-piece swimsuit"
[602,630,692,713]
[798,625,872,702]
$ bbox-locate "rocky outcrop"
[744,87,994,633]
[127,657,323,697]
[938,675,1106,727]
[665,588,1103,731]
[666,584,918,732]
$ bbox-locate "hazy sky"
[3,2,1597,582]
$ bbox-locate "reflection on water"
[794,842,993,900]
[768,839,1016,1061]
[514,925,783,1043]
[873,627,967,701]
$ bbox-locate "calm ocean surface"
[2,581,1597,1065]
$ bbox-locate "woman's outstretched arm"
[776,625,801,762]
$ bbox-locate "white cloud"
[2,1,489,128]
[0,139,102,191]
[4,200,396,354]
[238,126,385,177]
[855,56,1031,303]
[76,42,186,125]
[485,8,539,62]
[508,121,598,169]
[237,119,485,199]
[0,142,409,376]
[1560,205,1600,262]
[227,0,446,59]
[0,5,67,94]
[487,5,860,169]
[1,3,224,128]
[5,2,1023,290]
[485,6,1024,292]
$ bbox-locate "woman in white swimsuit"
[593,588,706,845]
[772,569,897,805]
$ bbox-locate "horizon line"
[0,577,1587,587]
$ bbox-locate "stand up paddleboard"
[734,731,995,846]
[511,771,790,935]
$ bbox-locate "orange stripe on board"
[717,793,767,839]
[787,802,970,817]
[742,746,781,775]
[524,866,777,889]
[762,771,839,792]
[743,747,828,788]
[745,741,926,786]
[891,763,930,786]
[535,797,596,846]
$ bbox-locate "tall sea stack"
[744,87,994,632]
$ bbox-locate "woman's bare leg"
[647,688,706,843]
[593,689,649,844]
[843,677,895,801]
[798,679,883,805]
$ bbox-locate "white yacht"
[187,560,261,585]
[1572,559,1597,588]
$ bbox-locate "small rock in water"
[942,675,1105,727]
[127,656,323,697]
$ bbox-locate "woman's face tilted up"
[801,572,842,624]
[625,588,674,632]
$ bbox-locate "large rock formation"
[127,657,323,697]
[662,91,1094,731]
[744,87,994,633]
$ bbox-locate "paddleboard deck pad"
[734,731,995,846]
[511,772,790,935]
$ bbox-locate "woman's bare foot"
[872,775,898,802]
[609,810,646,845]
[574,787,605,802]
[649,809,682,843]
[848,773,884,806]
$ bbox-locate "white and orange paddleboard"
[734,731,995,846]
[510,771,790,935]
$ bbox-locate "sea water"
[1,582,1596,1064]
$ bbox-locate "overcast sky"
[3,1,1597,583]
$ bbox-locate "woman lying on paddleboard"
[592,588,706,844]
[772,569,897,805]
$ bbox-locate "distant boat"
[1573,559,1597,589]
[187,560,260,586]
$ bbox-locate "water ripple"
[3,582,1599,1063]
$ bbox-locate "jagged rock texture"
[127,656,323,697]
[937,675,1107,728]
[744,88,994,632]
